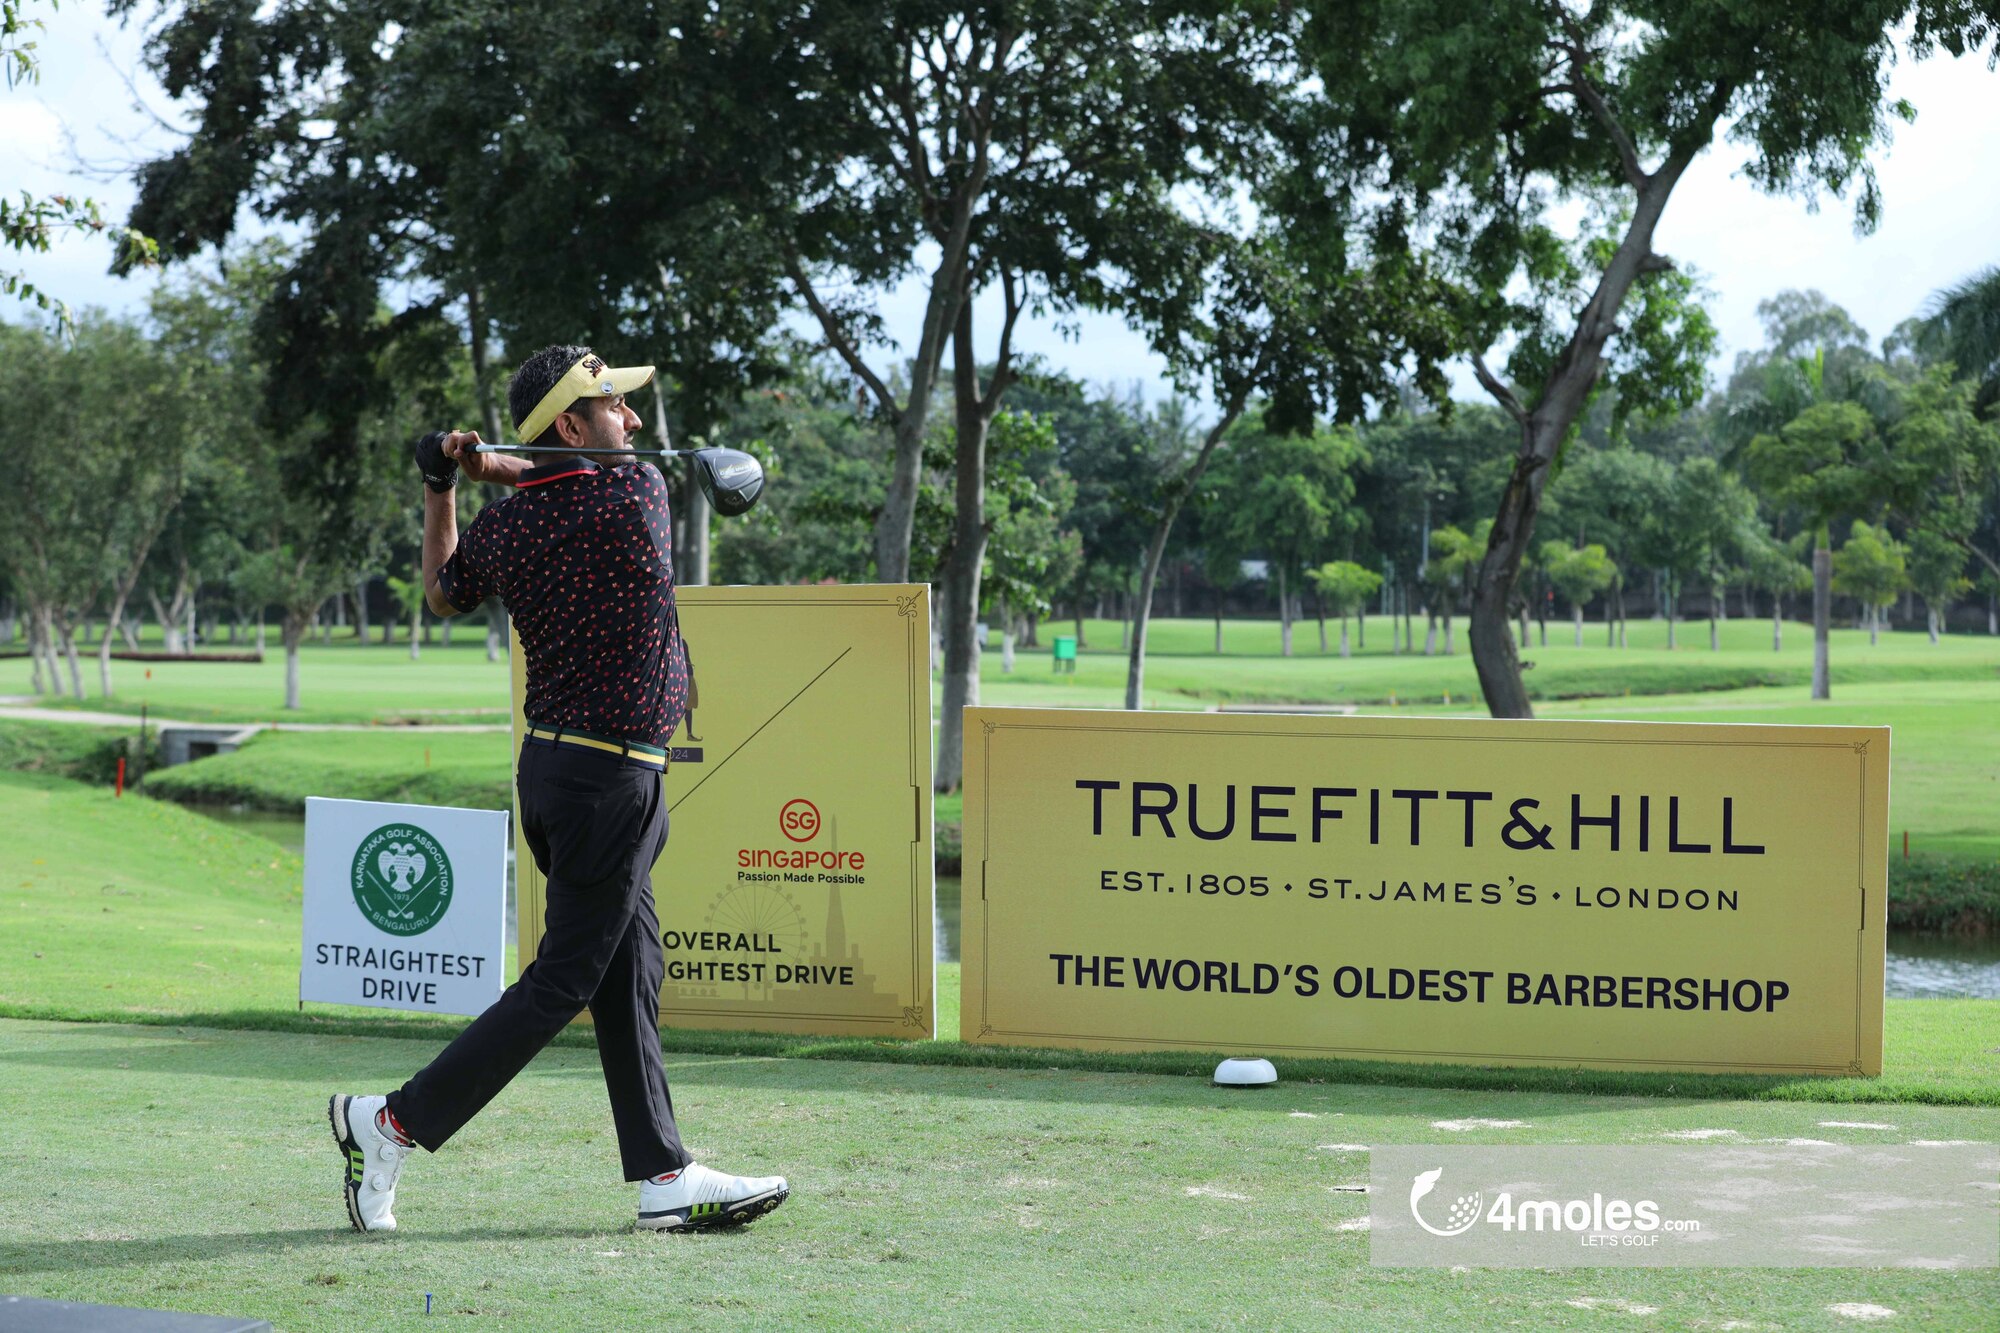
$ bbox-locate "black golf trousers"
[388,736,691,1181]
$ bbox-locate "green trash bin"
[1053,635,1077,674]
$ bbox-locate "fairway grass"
[10,615,1999,724]
[0,1018,1995,1331]
[140,728,515,813]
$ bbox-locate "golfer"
[330,345,789,1234]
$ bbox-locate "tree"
[118,0,793,596]
[89,316,196,696]
[1211,420,1365,658]
[1741,532,1813,652]
[1308,561,1383,658]
[1120,227,1451,706]
[1295,0,2000,717]
[1747,401,1879,696]
[685,1,1300,790]
[1541,542,1617,647]
[979,412,1078,676]
[0,322,98,695]
[1832,521,1907,645]
[1920,264,2000,412]
[1652,458,1759,650]
[1905,528,1971,644]
[0,0,156,329]
[1422,524,1484,657]
[155,246,410,709]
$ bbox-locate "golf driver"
[474,443,765,516]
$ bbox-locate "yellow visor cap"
[514,352,656,443]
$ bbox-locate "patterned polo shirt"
[438,456,690,748]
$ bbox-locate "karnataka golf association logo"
[1410,1167,1483,1237]
[351,823,454,936]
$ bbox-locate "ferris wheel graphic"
[695,882,810,995]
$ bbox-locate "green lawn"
[0,1017,1994,1331]
[990,613,2000,707]
[1537,681,2000,862]
[141,728,515,813]
[10,614,2000,722]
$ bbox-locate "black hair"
[507,344,595,446]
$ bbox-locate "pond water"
[189,806,1998,999]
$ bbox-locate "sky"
[4,5,1997,411]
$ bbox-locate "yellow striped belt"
[524,725,668,769]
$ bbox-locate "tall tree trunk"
[1315,588,1329,654]
[284,613,306,711]
[1709,581,1719,651]
[934,304,1000,792]
[932,580,948,672]
[1574,603,1583,647]
[97,554,152,698]
[1868,603,1880,646]
[354,576,370,641]
[1339,613,1350,659]
[1773,597,1782,652]
[1811,533,1832,700]
[59,614,85,698]
[1466,153,1704,718]
[1926,604,1939,645]
[1424,607,1438,656]
[1442,605,1454,656]
[1126,413,1241,708]
[999,592,1015,674]
[1277,565,1293,658]
[27,605,45,695]
[33,604,59,697]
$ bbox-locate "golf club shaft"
[474,442,701,459]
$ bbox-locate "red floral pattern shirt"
[439,457,689,747]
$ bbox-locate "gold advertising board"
[513,585,934,1037]
[961,708,1888,1075]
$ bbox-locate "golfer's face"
[569,395,642,453]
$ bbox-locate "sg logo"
[780,798,821,843]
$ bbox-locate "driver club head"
[688,446,765,517]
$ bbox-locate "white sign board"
[301,796,508,1016]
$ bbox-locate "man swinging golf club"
[329,344,788,1234]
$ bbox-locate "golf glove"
[414,431,458,493]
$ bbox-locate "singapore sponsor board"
[514,585,934,1036]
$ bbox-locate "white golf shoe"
[330,1094,412,1232]
[636,1162,790,1231]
